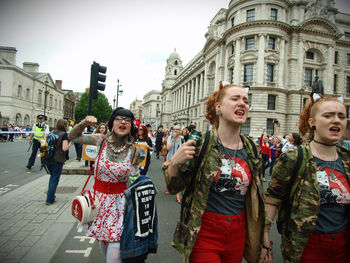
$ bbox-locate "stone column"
[278,38,285,88]
[257,34,266,85]
[234,38,241,83]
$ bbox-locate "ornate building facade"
[142,90,161,129]
[0,46,65,129]
[161,0,350,138]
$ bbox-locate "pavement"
[0,159,91,263]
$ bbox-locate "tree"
[75,92,113,123]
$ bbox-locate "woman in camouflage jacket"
[163,82,267,263]
[264,95,350,263]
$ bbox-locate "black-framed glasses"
[115,116,132,123]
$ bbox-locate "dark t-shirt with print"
[206,145,251,215]
[314,156,350,233]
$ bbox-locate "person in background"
[68,107,143,263]
[259,128,271,181]
[182,127,189,142]
[268,136,278,178]
[146,124,156,154]
[264,95,350,263]
[339,120,350,150]
[161,130,170,162]
[45,119,73,204]
[136,124,153,175]
[155,125,164,159]
[163,82,266,263]
[274,121,302,153]
[73,121,84,161]
[95,123,108,135]
[26,115,49,169]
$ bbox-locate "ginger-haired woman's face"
[216,86,249,126]
[309,100,346,144]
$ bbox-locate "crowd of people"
[19,79,350,263]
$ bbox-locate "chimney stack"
[23,62,39,72]
[0,46,17,65]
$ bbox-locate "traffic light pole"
[88,64,94,116]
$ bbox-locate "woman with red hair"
[137,124,153,175]
[264,94,350,263]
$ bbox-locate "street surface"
[0,139,282,262]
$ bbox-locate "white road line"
[73,236,95,244]
[65,247,92,257]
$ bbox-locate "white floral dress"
[86,143,133,242]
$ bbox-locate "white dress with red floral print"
[86,143,133,242]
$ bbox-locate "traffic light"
[90,61,107,99]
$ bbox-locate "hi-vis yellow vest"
[33,124,47,140]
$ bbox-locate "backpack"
[43,131,65,162]
[276,145,305,235]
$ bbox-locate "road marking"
[73,236,95,244]
[65,247,92,257]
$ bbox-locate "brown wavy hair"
[205,82,247,127]
[299,96,345,141]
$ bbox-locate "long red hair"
[137,124,149,141]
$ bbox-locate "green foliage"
[75,92,112,123]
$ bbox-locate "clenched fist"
[84,115,97,127]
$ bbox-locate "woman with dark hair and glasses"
[68,107,144,263]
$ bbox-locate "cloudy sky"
[1,0,349,109]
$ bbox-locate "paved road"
[0,140,282,262]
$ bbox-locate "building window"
[174,60,178,65]
[334,74,337,93]
[304,68,313,87]
[231,44,235,55]
[59,100,61,110]
[231,17,235,27]
[17,85,22,99]
[267,95,276,110]
[268,37,275,50]
[49,95,53,107]
[306,51,314,60]
[246,9,255,22]
[248,94,252,107]
[347,76,350,95]
[303,98,308,109]
[347,53,350,66]
[270,8,278,20]
[174,70,177,75]
[244,64,254,82]
[335,51,338,64]
[38,91,42,105]
[230,68,234,83]
[267,64,274,82]
[55,99,57,109]
[345,32,350,37]
[241,118,250,135]
[26,89,30,101]
[266,119,275,135]
[246,37,255,50]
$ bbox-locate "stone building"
[0,46,64,129]
[161,0,350,138]
[142,90,161,129]
[129,99,143,121]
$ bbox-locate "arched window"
[15,113,22,125]
[174,60,178,65]
[24,115,30,126]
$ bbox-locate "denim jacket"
[120,175,158,259]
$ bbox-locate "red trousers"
[300,228,350,263]
[189,210,246,263]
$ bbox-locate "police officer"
[26,114,49,169]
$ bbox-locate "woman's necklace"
[108,142,127,154]
[312,142,337,180]
[217,135,241,166]
[313,139,337,147]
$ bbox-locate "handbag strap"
[80,139,106,195]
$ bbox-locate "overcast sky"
[1,0,349,109]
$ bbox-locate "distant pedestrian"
[259,128,271,181]
[45,119,73,204]
[26,115,49,169]
[155,125,164,159]
[136,124,153,175]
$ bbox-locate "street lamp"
[43,80,49,117]
[116,79,123,108]
[187,91,191,127]
[299,87,305,113]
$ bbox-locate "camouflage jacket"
[162,129,265,263]
[265,143,350,263]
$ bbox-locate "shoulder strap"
[245,136,258,158]
[288,145,304,199]
[195,131,210,171]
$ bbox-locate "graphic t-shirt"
[314,156,350,233]
[206,145,251,215]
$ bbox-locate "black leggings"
[262,154,269,178]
